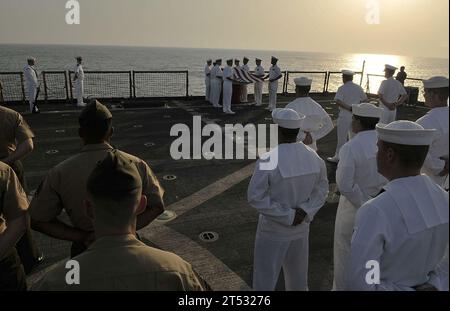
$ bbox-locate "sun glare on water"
[351,53,405,75]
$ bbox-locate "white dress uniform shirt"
[333,82,367,158]
[378,77,407,124]
[248,143,329,290]
[241,64,250,102]
[335,82,368,116]
[75,64,84,82]
[222,66,234,113]
[254,65,265,106]
[286,97,334,151]
[268,65,282,110]
[345,175,449,291]
[337,130,387,207]
[416,106,449,188]
[333,130,388,290]
[23,65,39,111]
[204,64,211,102]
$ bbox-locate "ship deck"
[15,94,428,291]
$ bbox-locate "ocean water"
[0,44,448,98]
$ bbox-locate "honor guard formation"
[0,56,448,291]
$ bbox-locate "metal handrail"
[367,73,424,81]
[0,69,428,104]
[366,73,424,94]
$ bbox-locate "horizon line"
[0,42,448,61]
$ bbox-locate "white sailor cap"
[76,56,83,61]
[271,56,279,61]
[384,64,398,71]
[207,59,212,62]
[272,108,305,129]
[226,58,233,63]
[234,59,240,62]
[341,70,355,76]
[294,77,313,87]
[27,57,36,62]
[255,58,262,62]
[423,76,449,89]
[243,57,249,61]
[301,115,324,132]
[215,59,222,63]
[376,121,436,146]
[353,103,382,118]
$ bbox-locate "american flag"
[233,67,265,84]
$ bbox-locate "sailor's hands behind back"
[292,209,307,226]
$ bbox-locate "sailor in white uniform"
[240,57,250,103]
[377,64,408,124]
[248,108,329,291]
[204,59,212,102]
[416,76,449,189]
[234,59,241,71]
[345,121,449,291]
[254,58,265,106]
[285,77,333,151]
[210,59,223,108]
[222,59,235,115]
[328,70,367,163]
[264,57,282,112]
[233,59,241,83]
[73,56,86,107]
[23,57,40,113]
[333,103,388,291]
[416,76,450,291]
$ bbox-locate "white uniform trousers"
[223,82,233,113]
[241,84,248,102]
[380,105,397,124]
[333,196,358,291]
[205,78,211,102]
[74,81,84,105]
[210,81,217,106]
[211,81,222,107]
[268,82,278,110]
[254,82,263,105]
[334,113,352,158]
[27,86,37,112]
[253,230,310,291]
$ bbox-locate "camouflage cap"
[78,100,113,128]
[87,150,142,198]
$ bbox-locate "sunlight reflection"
[352,53,405,76]
[351,53,407,94]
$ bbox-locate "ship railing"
[0,70,426,105]
[366,73,425,103]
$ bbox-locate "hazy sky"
[0,0,448,58]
